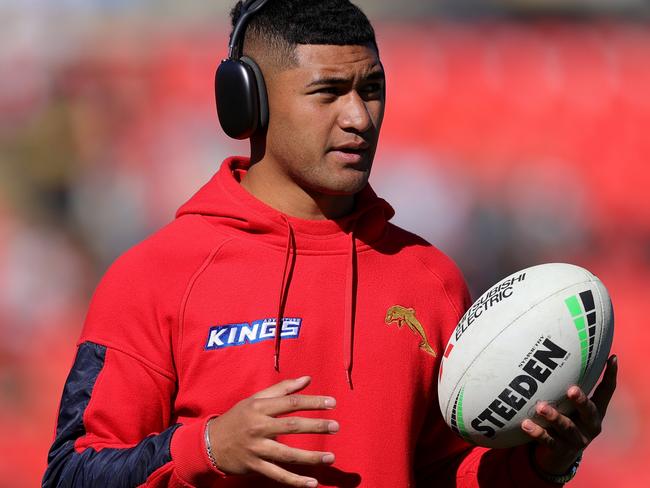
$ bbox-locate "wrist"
[204,417,224,473]
[529,444,582,484]
[170,417,226,486]
[533,443,581,475]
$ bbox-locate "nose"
[338,92,373,134]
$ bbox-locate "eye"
[360,83,383,100]
[317,87,341,96]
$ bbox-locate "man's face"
[264,43,385,196]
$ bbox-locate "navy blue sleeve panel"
[43,342,181,488]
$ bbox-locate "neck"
[242,139,354,220]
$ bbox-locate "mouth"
[328,141,372,165]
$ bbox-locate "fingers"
[589,355,618,418]
[266,416,340,436]
[260,394,337,417]
[252,376,312,400]
[251,377,337,415]
[567,386,601,437]
[561,355,618,440]
[521,360,619,475]
[255,459,320,488]
[522,418,556,449]
[259,438,336,466]
[211,377,339,485]
[533,402,588,450]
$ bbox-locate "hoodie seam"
[79,339,177,382]
[176,238,234,381]
[414,255,464,323]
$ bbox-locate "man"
[43,1,617,487]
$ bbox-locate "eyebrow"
[306,70,385,88]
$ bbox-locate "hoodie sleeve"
[414,419,562,487]
[43,225,230,487]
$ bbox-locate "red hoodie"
[43,157,558,487]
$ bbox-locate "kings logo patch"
[205,317,302,350]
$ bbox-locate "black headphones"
[215,0,271,140]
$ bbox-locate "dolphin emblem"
[385,305,436,357]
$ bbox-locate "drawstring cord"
[273,215,357,391]
[274,215,295,371]
[343,230,357,389]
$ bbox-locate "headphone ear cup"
[240,56,269,133]
[215,58,260,139]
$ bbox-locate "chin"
[318,174,370,196]
[297,157,373,196]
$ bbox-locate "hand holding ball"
[438,263,614,448]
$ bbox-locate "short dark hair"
[230,0,378,69]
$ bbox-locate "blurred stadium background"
[1,0,649,486]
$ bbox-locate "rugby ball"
[438,263,614,448]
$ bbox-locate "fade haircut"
[230,0,378,71]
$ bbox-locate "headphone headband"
[228,0,271,59]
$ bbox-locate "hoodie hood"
[176,157,394,253]
[176,157,395,387]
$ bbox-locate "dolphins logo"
[385,305,436,357]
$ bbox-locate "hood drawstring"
[274,213,358,390]
[274,215,295,371]
[343,230,357,389]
